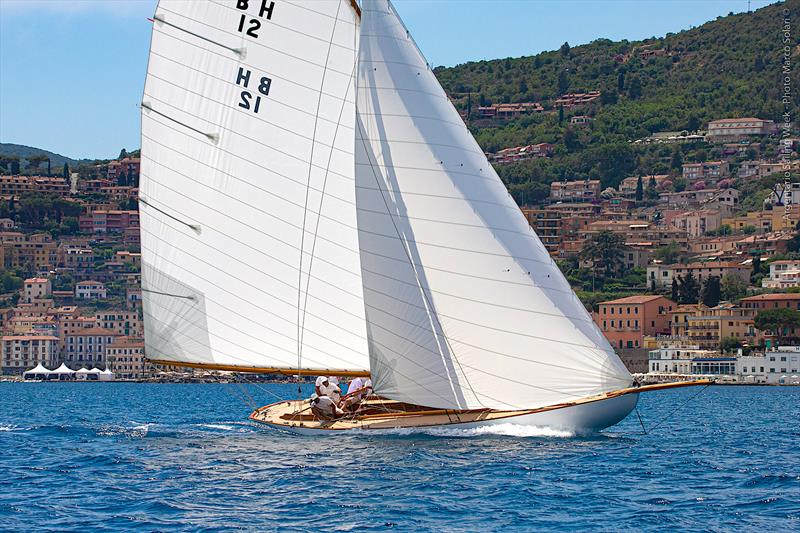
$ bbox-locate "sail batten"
[141,0,368,373]
[355,0,631,410]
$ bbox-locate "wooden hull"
[248,381,710,435]
[249,392,640,435]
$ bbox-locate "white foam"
[0,424,23,432]
[367,423,575,438]
[200,423,235,431]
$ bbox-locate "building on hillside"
[22,278,51,304]
[762,260,800,289]
[75,281,107,300]
[732,232,793,257]
[554,91,601,108]
[1,335,60,375]
[740,293,800,311]
[685,304,756,350]
[669,210,721,238]
[478,102,544,118]
[57,246,94,273]
[114,251,141,267]
[105,337,148,379]
[488,143,553,164]
[659,188,739,210]
[1,233,57,271]
[681,161,730,184]
[669,304,707,338]
[78,210,139,234]
[646,261,750,290]
[595,295,675,349]
[63,327,120,369]
[105,157,141,182]
[618,175,670,197]
[737,160,762,179]
[706,118,777,142]
[721,210,773,233]
[0,175,69,199]
[569,115,593,126]
[94,310,142,337]
[549,180,600,202]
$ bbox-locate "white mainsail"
[140,0,369,372]
[355,0,632,410]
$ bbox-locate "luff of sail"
[355,0,632,410]
[140,0,369,374]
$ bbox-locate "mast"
[355,0,632,410]
[140,0,368,375]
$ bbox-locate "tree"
[701,276,721,307]
[677,272,699,304]
[720,273,747,302]
[617,70,625,93]
[559,41,571,57]
[62,162,69,180]
[10,159,20,174]
[635,175,643,202]
[580,230,627,281]
[671,278,679,301]
[646,176,659,200]
[687,115,700,132]
[670,148,684,170]
[558,105,564,125]
[754,308,800,343]
[656,241,681,264]
[720,337,742,354]
[119,148,128,160]
[563,126,580,152]
[751,255,762,279]
[557,69,570,94]
[25,154,48,174]
[627,75,642,99]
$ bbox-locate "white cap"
[310,393,319,402]
[328,376,339,385]
[364,378,373,388]
[315,376,328,387]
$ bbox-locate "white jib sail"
[140,0,369,372]
[356,0,632,410]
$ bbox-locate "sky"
[0,0,780,160]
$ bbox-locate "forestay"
[355,0,632,410]
[140,0,369,372]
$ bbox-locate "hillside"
[0,143,92,168]
[434,0,800,202]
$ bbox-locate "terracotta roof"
[24,278,49,283]
[2,335,59,341]
[600,295,668,305]
[740,293,800,301]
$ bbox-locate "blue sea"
[0,383,797,532]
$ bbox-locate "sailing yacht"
[139,0,706,434]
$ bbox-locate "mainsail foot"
[248,380,710,434]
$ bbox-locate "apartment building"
[595,295,675,349]
[1,335,60,375]
[106,337,148,379]
[706,118,777,141]
[549,179,601,202]
[63,327,120,368]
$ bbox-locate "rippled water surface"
[0,383,797,531]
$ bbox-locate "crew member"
[310,393,343,420]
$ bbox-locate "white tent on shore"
[23,364,52,379]
[98,368,114,382]
[51,363,76,380]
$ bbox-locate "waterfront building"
[647,346,712,374]
[685,304,756,350]
[1,335,60,375]
[63,327,120,369]
[737,347,800,384]
[105,337,148,379]
[596,295,675,349]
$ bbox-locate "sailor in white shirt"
[315,376,328,397]
[310,393,343,420]
[346,376,364,397]
[324,376,341,404]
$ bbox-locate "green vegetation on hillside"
[433,1,799,202]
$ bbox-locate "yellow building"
[686,304,756,349]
